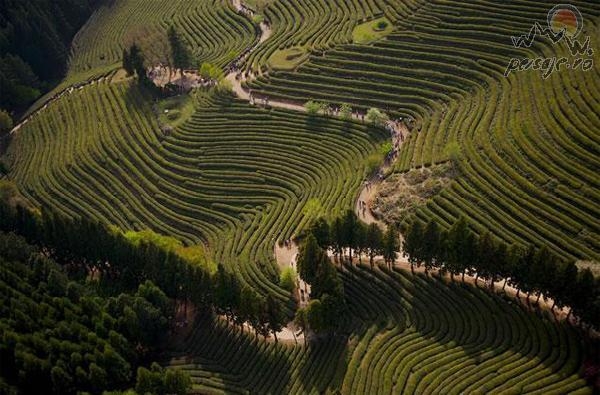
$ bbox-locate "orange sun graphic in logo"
[548,4,583,38]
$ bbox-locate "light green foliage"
[304,100,322,115]
[339,103,352,120]
[199,62,224,81]
[379,142,393,156]
[124,229,183,250]
[303,198,323,218]
[352,17,394,44]
[366,108,389,127]
[268,47,307,71]
[123,229,214,273]
[252,14,264,24]
[279,267,296,292]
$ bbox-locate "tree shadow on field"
[294,335,350,394]
[122,82,159,127]
[171,314,294,393]
[379,265,590,393]
[304,114,331,134]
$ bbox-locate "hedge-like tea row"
[166,264,591,394]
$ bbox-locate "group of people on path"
[357,117,410,221]
[384,118,411,164]
[148,64,212,90]
[225,49,255,78]
[249,91,270,107]
[358,200,368,218]
[225,2,271,79]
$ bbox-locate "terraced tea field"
[4,80,385,302]
[247,0,600,261]
[169,264,591,394]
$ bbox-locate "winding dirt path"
[354,122,409,232]
[355,181,385,229]
[226,0,376,123]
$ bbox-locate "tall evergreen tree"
[366,223,383,269]
[476,231,496,286]
[531,247,555,303]
[383,226,399,269]
[355,222,367,264]
[342,210,358,262]
[422,220,441,275]
[445,217,475,282]
[309,217,330,248]
[403,220,423,273]
[311,254,343,299]
[489,241,508,290]
[329,217,344,263]
[265,295,285,342]
[214,264,240,321]
[570,268,595,320]
[168,26,192,74]
[550,261,578,310]
[294,308,308,346]
[296,234,323,284]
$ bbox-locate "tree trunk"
[450,272,454,282]
[551,300,556,310]
[536,293,541,304]
[516,288,520,298]
[370,255,374,270]
[490,280,494,291]
[502,280,507,291]
[462,271,465,283]
[410,263,414,275]
[474,273,479,287]
[273,331,278,343]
